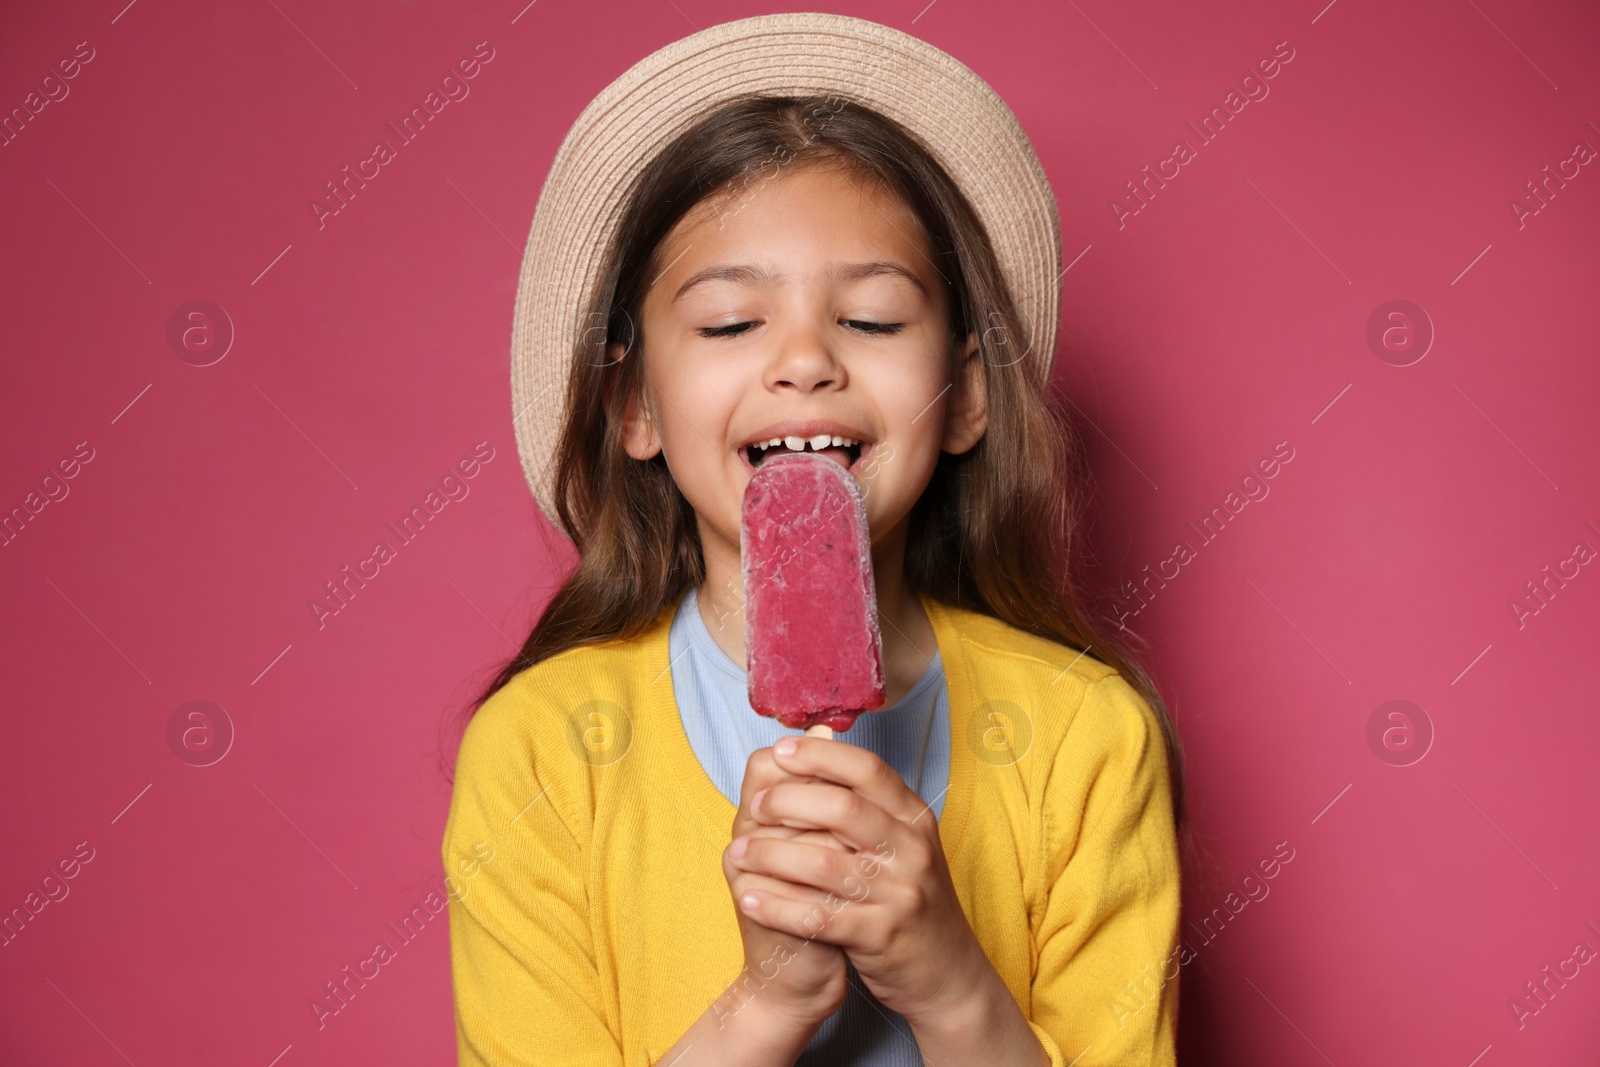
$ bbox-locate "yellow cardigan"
[442,590,1180,1065]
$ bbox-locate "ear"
[941,331,988,455]
[615,343,663,461]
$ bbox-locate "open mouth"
[743,438,865,473]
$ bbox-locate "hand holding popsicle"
[729,737,1021,1040]
[718,744,852,1029]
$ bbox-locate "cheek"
[649,357,743,466]
[856,361,948,497]
[872,356,949,443]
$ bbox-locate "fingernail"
[740,892,759,912]
[729,835,748,859]
[751,787,768,812]
[775,737,797,757]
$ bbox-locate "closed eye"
[844,319,904,335]
[698,321,756,338]
[697,319,905,338]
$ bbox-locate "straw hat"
[511,11,1063,528]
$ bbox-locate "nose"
[764,322,844,394]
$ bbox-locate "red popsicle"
[741,450,887,735]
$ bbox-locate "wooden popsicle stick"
[805,724,833,739]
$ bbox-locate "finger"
[732,837,890,903]
[768,736,929,827]
[736,881,870,948]
[738,825,852,853]
[725,866,818,904]
[783,828,851,852]
[724,856,848,913]
[737,746,829,811]
[751,780,902,856]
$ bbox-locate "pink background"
[3,0,1597,1063]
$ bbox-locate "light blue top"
[669,586,950,1065]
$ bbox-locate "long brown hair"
[452,94,1186,829]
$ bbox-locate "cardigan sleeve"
[442,684,623,1066]
[1028,671,1181,1067]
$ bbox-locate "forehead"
[650,162,938,295]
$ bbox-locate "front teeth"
[755,434,860,453]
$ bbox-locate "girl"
[443,14,1185,1067]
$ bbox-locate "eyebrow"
[669,260,929,304]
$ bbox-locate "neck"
[695,514,939,709]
